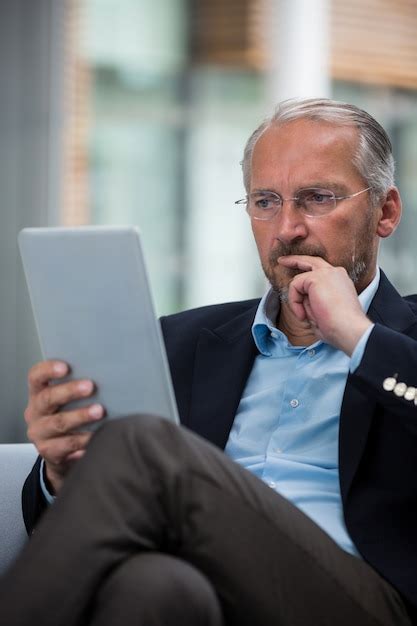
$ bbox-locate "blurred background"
[1,0,416,440]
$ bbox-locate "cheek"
[316,219,361,264]
[252,223,274,257]
[315,214,349,243]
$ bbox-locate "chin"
[265,266,290,295]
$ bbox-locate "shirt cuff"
[40,458,56,504]
[349,324,375,373]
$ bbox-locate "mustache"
[269,243,328,267]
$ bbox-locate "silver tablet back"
[19,226,179,424]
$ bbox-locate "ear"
[376,187,402,238]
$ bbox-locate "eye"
[302,189,334,205]
[252,193,280,210]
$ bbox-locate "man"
[1,98,416,626]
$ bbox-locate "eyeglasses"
[235,186,372,220]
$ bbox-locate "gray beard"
[276,259,368,303]
[264,209,375,303]
[263,243,369,302]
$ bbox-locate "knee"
[108,552,215,603]
[97,553,223,624]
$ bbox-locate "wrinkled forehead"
[250,119,363,188]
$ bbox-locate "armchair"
[0,444,37,574]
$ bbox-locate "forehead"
[250,118,363,188]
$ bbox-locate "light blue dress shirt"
[225,269,379,556]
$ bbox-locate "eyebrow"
[252,183,349,196]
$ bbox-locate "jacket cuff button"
[383,377,396,391]
[393,382,407,397]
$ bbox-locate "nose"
[273,199,308,245]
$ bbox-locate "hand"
[277,255,372,355]
[24,360,104,494]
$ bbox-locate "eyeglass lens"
[249,189,336,219]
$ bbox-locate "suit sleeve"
[22,456,49,534]
[349,322,417,421]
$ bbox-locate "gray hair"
[242,98,395,206]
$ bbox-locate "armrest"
[0,444,38,574]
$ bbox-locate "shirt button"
[307,349,316,357]
[268,480,276,489]
[274,447,282,454]
[290,399,299,408]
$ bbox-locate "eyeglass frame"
[234,186,372,220]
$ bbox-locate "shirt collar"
[252,266,381,356]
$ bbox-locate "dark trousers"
[0,415,412,626]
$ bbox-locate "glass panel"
[184,68,266,308]
[78,0,187,314]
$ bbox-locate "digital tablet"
[18,226,179,425]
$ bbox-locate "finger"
[287,283,308,321]
[66,449,87,463]
[41,432,93,467]
[33,379,95,416]
[277,255,330,272]
[28,404,104,441]
[28,360,70,395]
[287,273,317,321]
[287,287,321,336]
[303,298,322,335]
[303,297,316,324]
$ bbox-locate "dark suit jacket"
[22,271,417,617]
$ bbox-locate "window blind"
[190,0,417,89]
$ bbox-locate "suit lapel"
[188,306,258,449]
[339,270,417,497]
